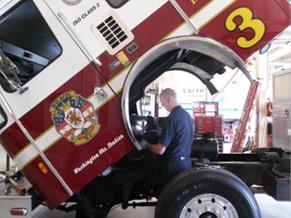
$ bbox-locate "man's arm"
[147,143,166,155]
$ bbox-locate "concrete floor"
[32,194,291,218]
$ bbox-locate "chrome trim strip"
[0,91,73,196]
[43,1,102,67]
[168,0,199,35]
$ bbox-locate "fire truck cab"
[0,0,290,217]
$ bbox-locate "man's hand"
[139,139,148,150]
[147,143,166,155]
[143,129,161,144]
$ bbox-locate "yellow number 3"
[226,7,265,48]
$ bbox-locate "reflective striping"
[13,66,130,169]
[13,86,111,169]
[169,0,199,34]
[13,0,236,170]
[170,0,237,37]
[107,66,131,93]
[190,0,236,30]
[14,126,61,169]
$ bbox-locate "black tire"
[75,209,108,218]
[75,208,86,218]
[155,167,261,218]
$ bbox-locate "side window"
[0,0,62,93]
[106,0,129,8]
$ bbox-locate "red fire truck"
[0,0,290,217]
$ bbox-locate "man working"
[141,88,193,183]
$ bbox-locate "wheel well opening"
[121,36,250,149]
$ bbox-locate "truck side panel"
[0,0,290,208]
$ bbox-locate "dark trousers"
[158,159,192,184]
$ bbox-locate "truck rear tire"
[155,167,261,218]
[75,209,108,218]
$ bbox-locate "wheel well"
[121,36,250,149]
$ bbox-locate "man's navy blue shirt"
[158,105,193,159]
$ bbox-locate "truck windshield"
[0,0,62,93]
[106,0,129,8]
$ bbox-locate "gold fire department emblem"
[50,91,100,145]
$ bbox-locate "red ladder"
[231,80,259,152]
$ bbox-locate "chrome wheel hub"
[179,193,239,218]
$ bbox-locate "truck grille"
[97,16,128,49]
[93,12,133,55]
